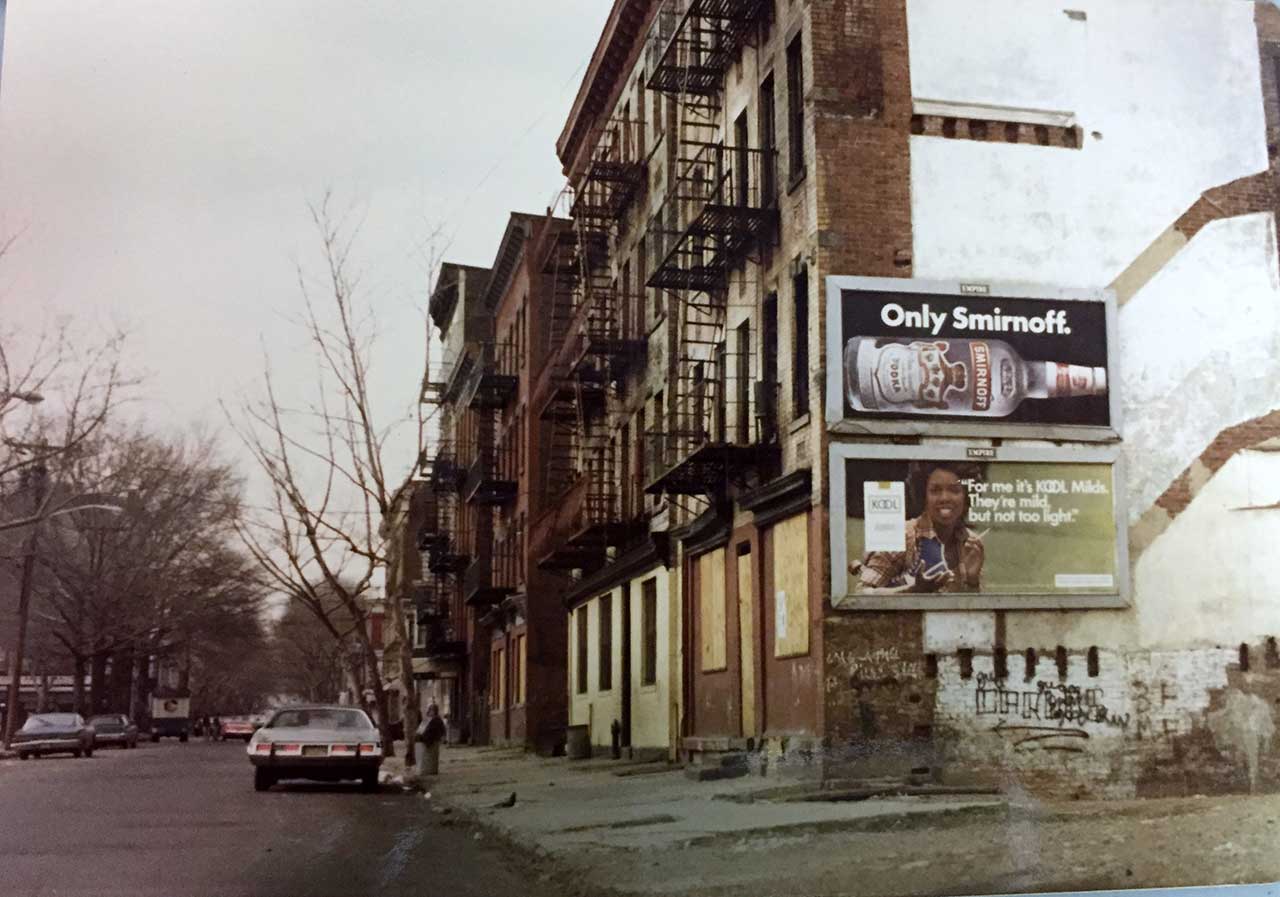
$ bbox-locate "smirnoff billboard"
[825,277,1118,439]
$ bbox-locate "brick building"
[539,0,1280,797]
[401,0,1280,797]
[418,216,576,750]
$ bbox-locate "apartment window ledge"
[788,413,811,434]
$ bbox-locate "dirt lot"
[568,790,1280,897]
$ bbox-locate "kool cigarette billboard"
[825,276,1118,440]
[829,443,1128,610]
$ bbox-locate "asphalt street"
[0,739,560,897]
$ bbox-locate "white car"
[247,705,382,792]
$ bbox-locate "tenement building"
[404,0,1280,797]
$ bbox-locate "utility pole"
[3,461,48,748]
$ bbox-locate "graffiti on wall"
[826,646,923,692]
[973,673,1130,751]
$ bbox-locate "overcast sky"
[0,1,608,485]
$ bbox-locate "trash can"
[565,724,592,760]
[415,740,440,776]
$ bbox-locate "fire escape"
[644,0,780,498]
[458,340,520,611]
[531,117,649,572]
[414,482,465,660]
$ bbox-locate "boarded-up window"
[513,634,526,705]
[576,607,588,694]
[772,514,810,658]
[641,578,658,686]
[491,647,505,709]
[598,594,613,691]
[699,548,728,671]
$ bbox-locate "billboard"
[829,443,1128,610]
[825,276,1118,440]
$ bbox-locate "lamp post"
[2,461,48,748]
[0,464,123,747]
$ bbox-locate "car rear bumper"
[250,755,381,781]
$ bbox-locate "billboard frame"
[824,275,1122,442]
[828,441,1130,611]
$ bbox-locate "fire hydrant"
[610,719,621,759]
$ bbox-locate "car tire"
[360,770,379,792]
[254,768,275,792]
[73,749,82,758]
[179,732,188,743]
[17,752,27,760]
[150,733,160,743]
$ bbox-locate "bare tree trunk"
[72,655,86,714]
[89,651,108,714]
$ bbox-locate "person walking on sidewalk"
[415,704,446,777]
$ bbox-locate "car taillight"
[253,743,272,754]
[357,743,381,757]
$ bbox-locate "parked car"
[13,713,96,759]
[247,705,382,792]
[88,714,139,749]
[221,717,256,741]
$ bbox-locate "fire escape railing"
[647,0,768,96]
[571,117,648,223]
[462,538,518,609]
[646,341,780,496]
[647,141,778,293]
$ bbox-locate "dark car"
[13,713,96,759]
[247,705,382,792]
[88,714,139,749]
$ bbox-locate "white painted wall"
[626,566,672,750]
[566,567,674,751]
[568,594,622,747]
[909,0,1267,289]
[902,0,1280,792]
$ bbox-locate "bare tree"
[229,193,423,753]
[271,594,361,705]
[0,319,131,492]
[32,427,255,715]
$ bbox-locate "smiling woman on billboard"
[851,461,986,595]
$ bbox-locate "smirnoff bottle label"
[845,337,1106,418]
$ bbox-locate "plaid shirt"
[861,514,984,593]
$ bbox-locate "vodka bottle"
[844,336,1106,418]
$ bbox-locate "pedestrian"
[414,704,446,777]
[212,715,222,742]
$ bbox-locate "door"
[736,543,757,738]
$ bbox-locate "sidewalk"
[387,744,1006,895]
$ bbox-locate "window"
[760,74,777,205]
[491,647,506,710]
[734,109,750,207]
[736,320,751,441]
[513,634,526,705]
[791,264,810,417]
[598,594,613,691]
[641,578,658,686]
[786,33,805,182]
[576,607,589,694]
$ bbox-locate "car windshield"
[268,709,370,731]
[21,714,79,730]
